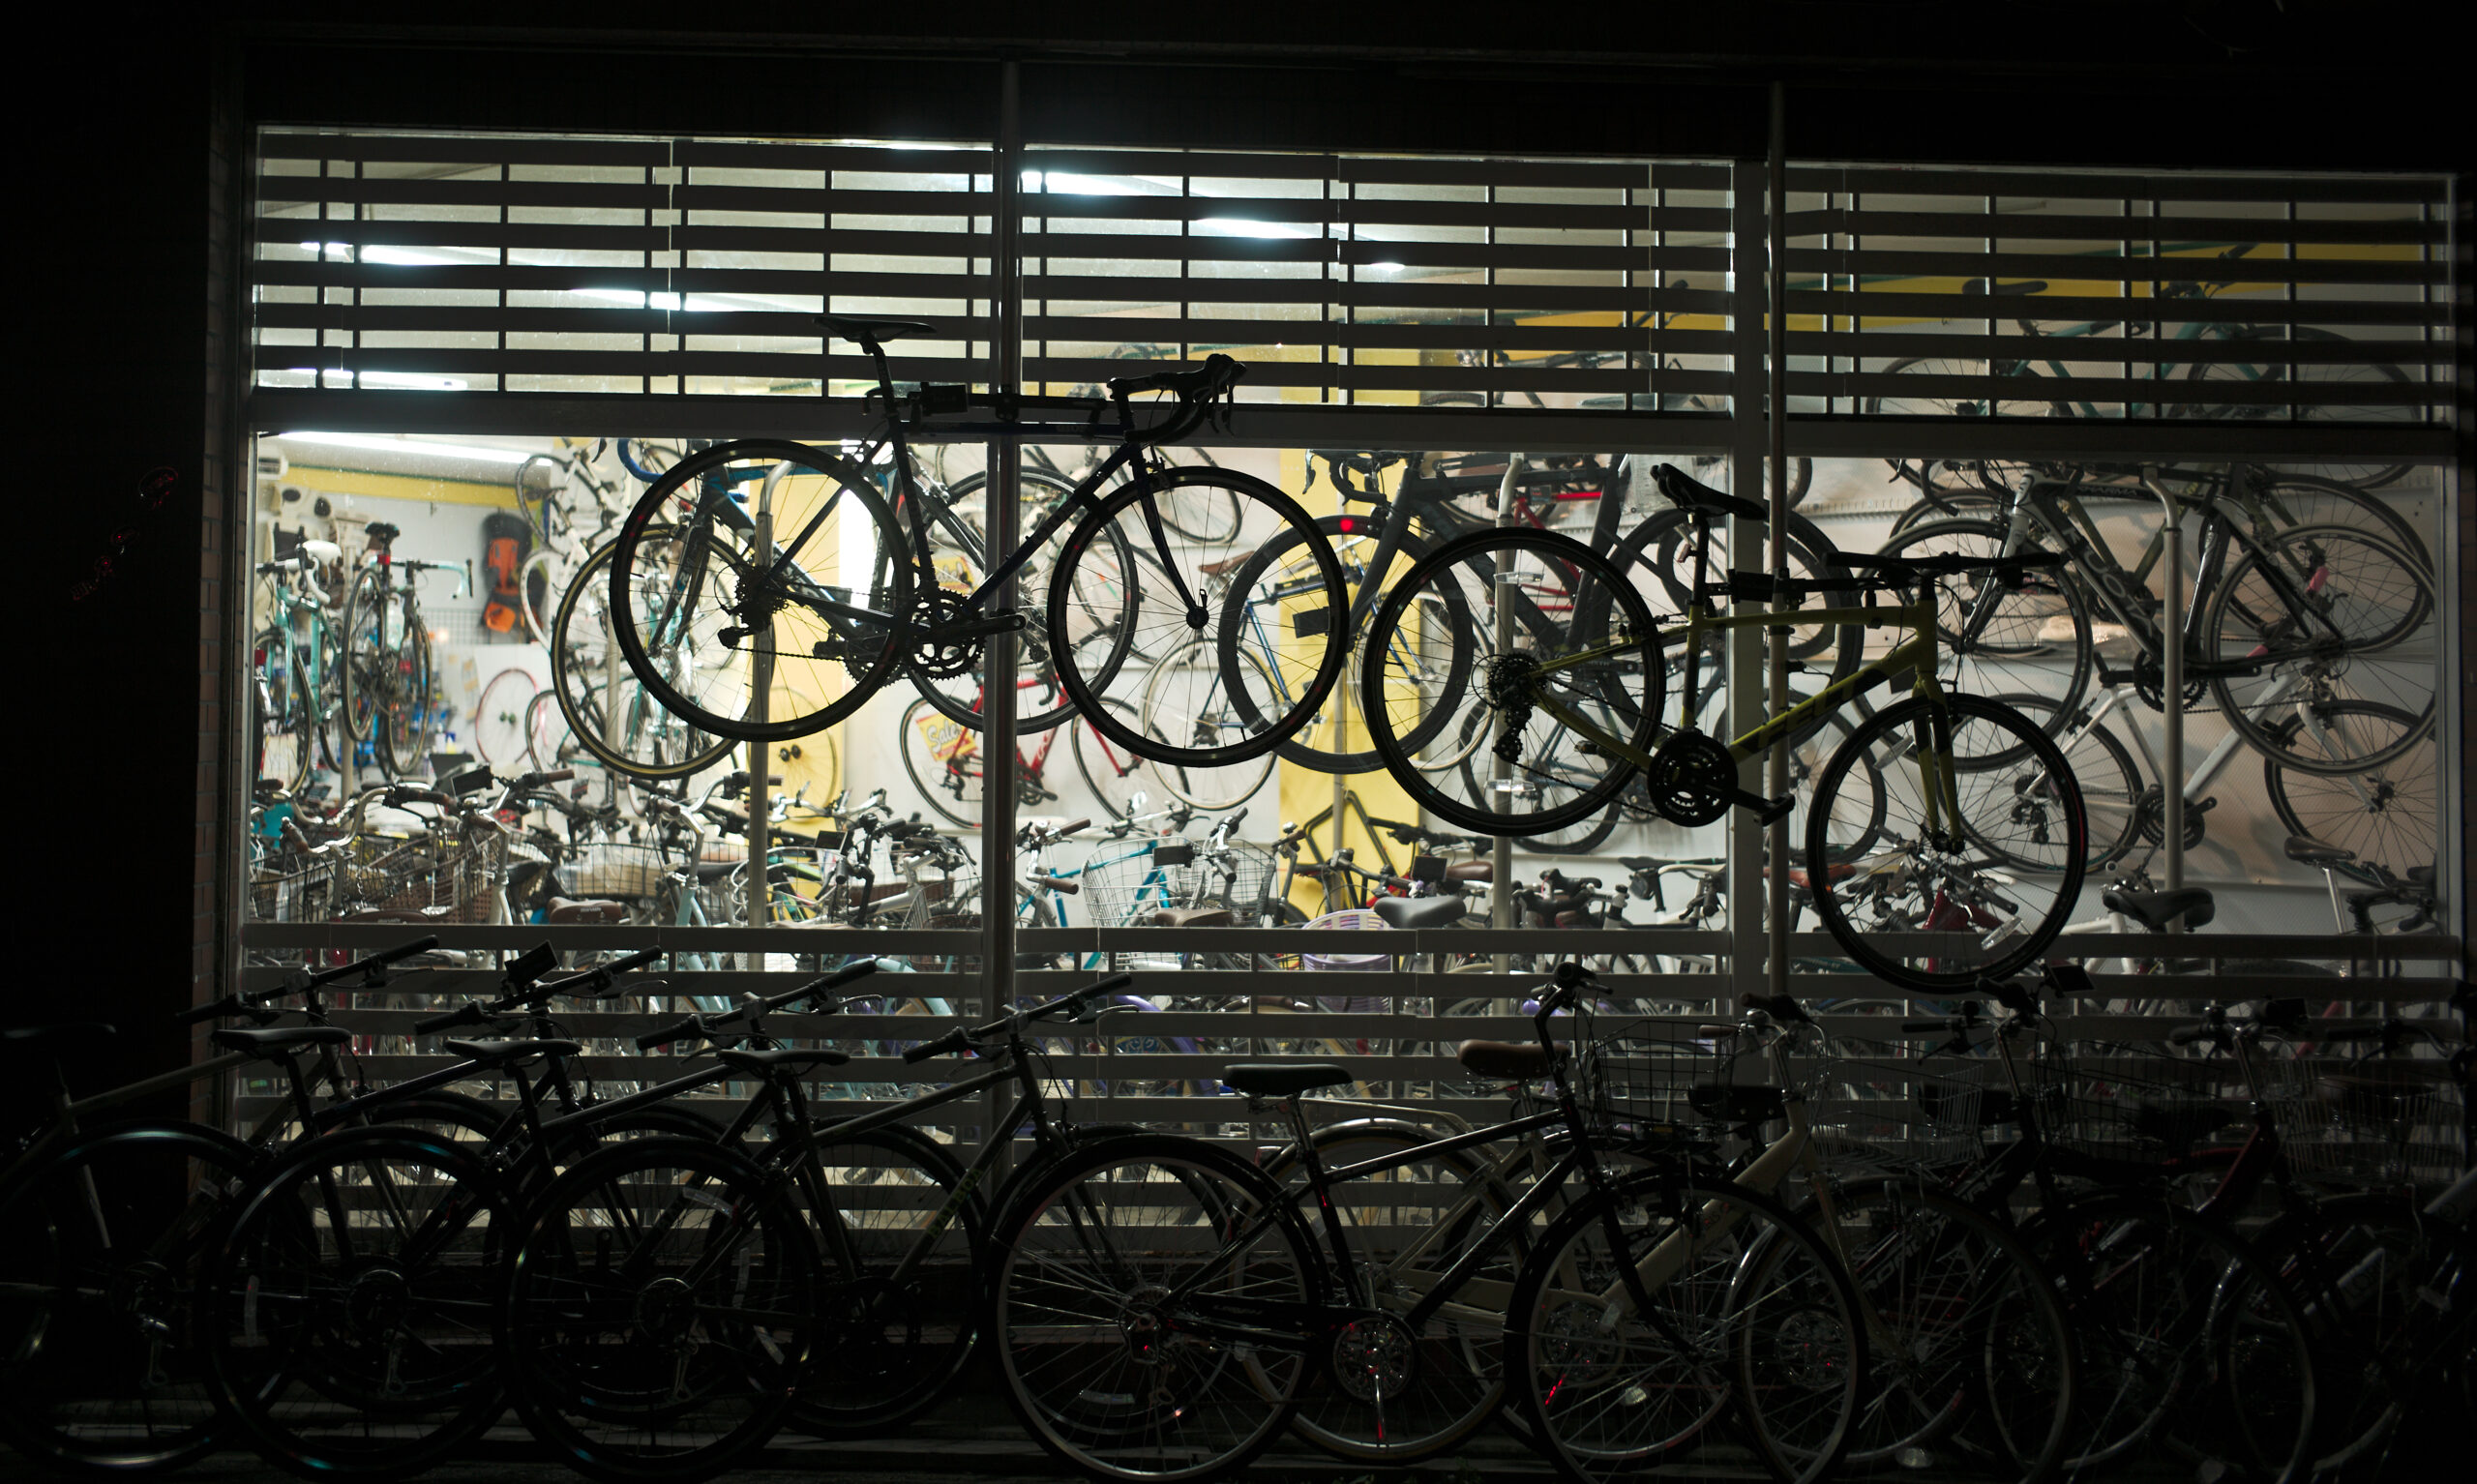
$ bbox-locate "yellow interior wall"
[281,465,520,510]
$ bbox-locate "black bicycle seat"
[442,1037,582,1065]
[2283,835,2355,867]
[1845,548,2065,581]
[1649,462,1767,524]
[2102,886,2216,933]
[1220,1062,1354,1098]
[1373,895,1466,931]
[817,314,936,349]
[715,1047,851,1074]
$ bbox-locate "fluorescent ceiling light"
[1369,261,1405,272]
[275,432,530,465]
[294,242,460,267]
[1198,217,1313,239]
[576,287,702,311]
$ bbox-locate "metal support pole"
[746,498,771,965]
[1726,159,1769,1017]
[1765,82,1792,999]
[1490,453,1519,975]
[982,60,1024,1157]
[2143,466,2184,914]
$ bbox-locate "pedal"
[1752,793,1795,827]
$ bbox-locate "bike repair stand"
[2141,466,2186,932]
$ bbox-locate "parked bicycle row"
[8,945,2468,1483]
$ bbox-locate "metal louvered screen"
[253,129,998,395]
[1019,149,1734,409]
[1783,166,2451,430]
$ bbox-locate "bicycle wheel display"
[470,667,536,768]
[2203,523,2435,776]
[197,1127,514,1481]
[1221,515,1447,776]
[378,607,432,779]
[339,576,429,782]
[0,1124,256,1474]
[776,1124,985,1438]
[253,624,315,792]
[1805,693,2086,993]
[502,1138,815,1482]
[985,1134,1313,1482]
[549,528,738,779]
[1056,467,1348,771]
[1989,692,2145,869]
[1506,1172,1862,1484]
[2263,701,2435,877]
[916,463,1137,735]
[899,692,985,828]
[1137,637,1278,812]
[1877,519,2092,727]
[610,440,910,743]
[1801,1176,2075,1482]
[1360,529,1663,841]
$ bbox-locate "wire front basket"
[1166,839,1279,922]
[2022,1039,2240,1168]
[561,839,678,899]
[1807,1037,2012,1173]
[1577,1018,1743,1138]
[334,828,512,923]
[1078,839,1179,932]
[2253,1037,2470,1191]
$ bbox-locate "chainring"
[906,587,983,680]
[2131,654,2209,714]
[1645,731,1738,827]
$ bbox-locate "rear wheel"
[2188,327,2413,490]
[898,693,987,829]
[2262,701,2436,878]
[1875,519,2092,728]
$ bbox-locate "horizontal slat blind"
[254,129,998,395]
[1784,164,2452,426]
[1020,148,1735,408]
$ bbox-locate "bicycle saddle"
[1219,1062,1354,1098]
[715,1047,851,1074]
[1446,860,1493,884]
[2283,835,2356,867]
[212,1025,352,1054]
[1152,906,1234,928]
[1456,1040,1551,1081]
[443,1037,582,1065]
[1649,462,1767,524]
[816,313,936,349]
[2102,886,2216,932]
[1373,896,1465,931]
[544,897,628,926]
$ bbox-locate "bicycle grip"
[1086,972,1136,998]
[1036,876,1081,895]
[413,1004,480,1036]
[175,995,244,1025]
[819,959,880,992]
[538,769,575,785]
[1901,1022,1952,1034]
[635,1018,704,1051]
[373,935,443,965]
[1057,817,1090,839]
[903,1027,970,1064]
[2166,1024,2215,1048]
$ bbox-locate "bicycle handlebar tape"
[903,1027,970,1064]
[635,1018,703,1051]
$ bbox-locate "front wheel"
[1360,528,1663,842]
[1805,693,2086,994]
[610,440,911,743]
[898,692,988,829]
[1054,469,1348,772]
[548,527,739,780]
[984,1134,1316,1483]
[1506,1172,1864,1484]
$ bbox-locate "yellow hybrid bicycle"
[1358,462,2088,993]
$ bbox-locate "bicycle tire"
[1789,706,1884,864]
[2202,524,2435,777]
[2187,327,2413,490]
[469,667,536,769]
[376,602,433,780]
[548,527,738,780]
[1361,528,1662,842]
[982,1132,1316,1482]
[2262,701,2436,878]
[516,547,561,644]
[913,463,1136,735]
[336,568,391,773]
[1986,692,2145,870]
[773,1120,987,1437]
[898,692,984,828]
[1806,693,2086,994]
[1613,505,1859,678]
[0,1122,258,1475]
[1792,1174,2076,1483]
[1505,1169,1864,1484]
[196,1126,515,1482]
[253,624,313,794]
[501,1137,815,1483]
[610,440,910,743]
[1133,636,1278,812]
[2021,1193,2319,1484]
[1058,468,1348,771]
[2246,1189,2430,1473]
[1255,1119,1518,1463]
[1214,514,1449,777]
[1877,518,2093,730]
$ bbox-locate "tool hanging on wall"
[479,510,532,636]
